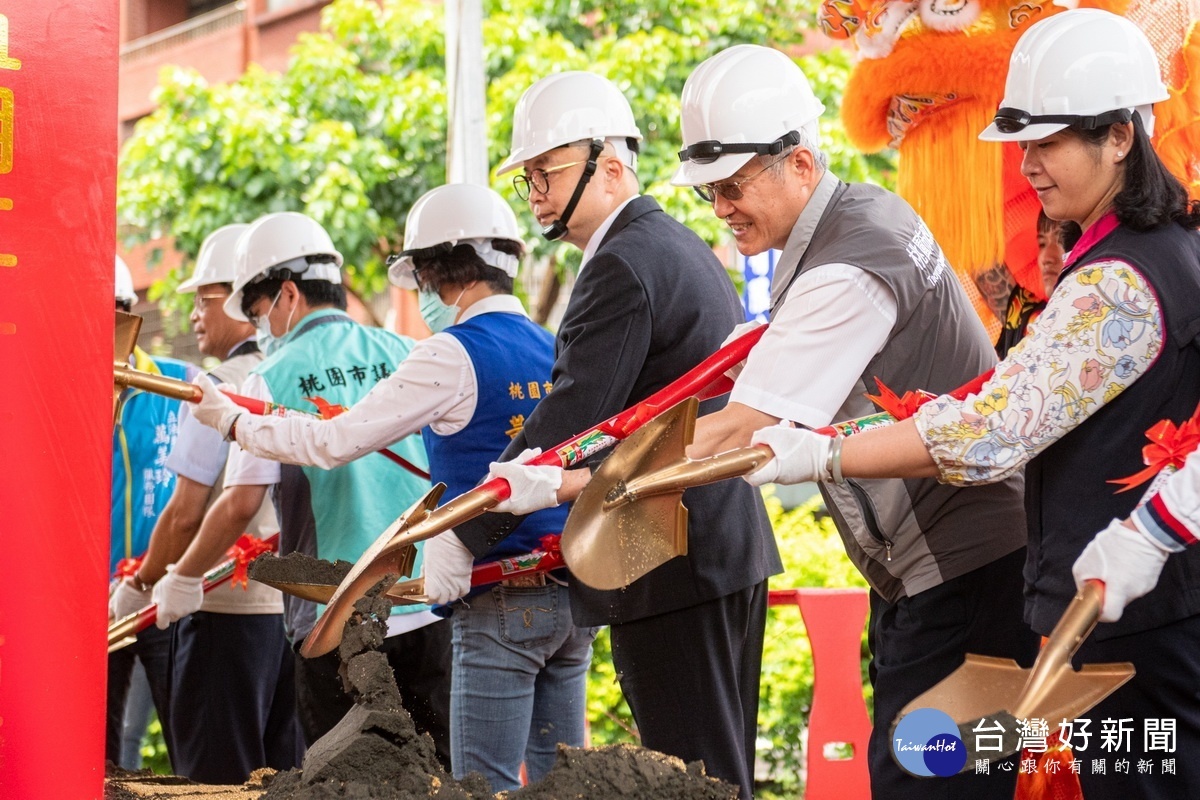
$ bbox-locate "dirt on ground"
[106,553,737,800]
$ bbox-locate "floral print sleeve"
[915,258,1163,485]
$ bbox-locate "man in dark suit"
[419,71,782,799]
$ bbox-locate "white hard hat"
[388,184,523,290]
[979,9,1168,142]
[178,223,250,293]
[225,212,343,322]
[496,71,643,176]
[672,45,825,186]
[115,255,137,306]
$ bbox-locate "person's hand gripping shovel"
[565,372,994,590]
[113,310,428,479]
[292,324,769,658]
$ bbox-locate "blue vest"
[111,351,191,575]
[254,309,432,616]
[422,312,567,560]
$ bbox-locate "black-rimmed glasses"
[513,159,589,201]
[192,293,228,313]
[694,152,790,204]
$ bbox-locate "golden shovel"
[258,575,431,607]
[297,326,772,657]
[892,580,1134,771]
[563,397,774,590]
[287,484,447,656]
[298,476,524,656]
[113,311,148,422]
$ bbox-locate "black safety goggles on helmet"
[991,106,1133,135]
[678,130,802,164]
[386,242,455,268]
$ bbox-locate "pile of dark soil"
[107,553,737,799]
[249,551,355,590]
[506,745,737,800]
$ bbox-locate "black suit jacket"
[455,195,781,626]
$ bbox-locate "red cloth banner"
[0,3,117,797]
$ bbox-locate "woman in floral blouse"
[744,10,1200,798]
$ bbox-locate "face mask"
[254,291,282,356]
[418,287,465,333]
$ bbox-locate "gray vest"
[778,182,1027,603]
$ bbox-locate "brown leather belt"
[500,573,548,588]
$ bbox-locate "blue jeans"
[450,582,596,791]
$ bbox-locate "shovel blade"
[563,494,689,590]
[562,400,695,590]
[114,311,142,423]
[299,485,444,658]
[1018,663,1135,731]
[115,311,141,364]
[899,654,1032,727]
[254,576,430,607]
[945,662,1133,768]
[894,585,1135,774]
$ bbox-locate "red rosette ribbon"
[1110,405,1200,493]
[112,556,144,581]
[306,396,349,420]
[224,534,278,589]
[864,378,936,421]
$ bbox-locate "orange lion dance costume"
[823,0,1200,337]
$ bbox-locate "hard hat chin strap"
[542,139,605,242]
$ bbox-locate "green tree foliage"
[118,0,895,314]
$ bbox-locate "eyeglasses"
[991,106,1132,135]
[678,130,802,165]
[694,152,790,204]
[192,293,228,313]
[513,159,589,201]
[244,291,280,327]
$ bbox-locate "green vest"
[255,309,431,615]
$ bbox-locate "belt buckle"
[501,573,547,588]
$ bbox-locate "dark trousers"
[868,548,1039,799]
[106,623,173,765]
[166,612,304,783]
[294,618,453,771]
[1073,613,1200,800]
[609,580,768,799]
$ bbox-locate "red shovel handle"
[211,389,431,481]
[468,324,768,504]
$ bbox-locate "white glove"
[489,448,563,515]
[1072,518,1173,622]
[421,531,474,605]
[151,567,205,629]
[109,578,152,621]
[745,423,833,487]
[721,320,765,381]
[190,373,243,439]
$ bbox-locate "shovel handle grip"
[470,327,769,498]
[115,364,430,479]
[520,325,768,475]
[617,445,774,506]
[1012,579,1105,720]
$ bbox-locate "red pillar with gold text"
[0,2,117,798]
